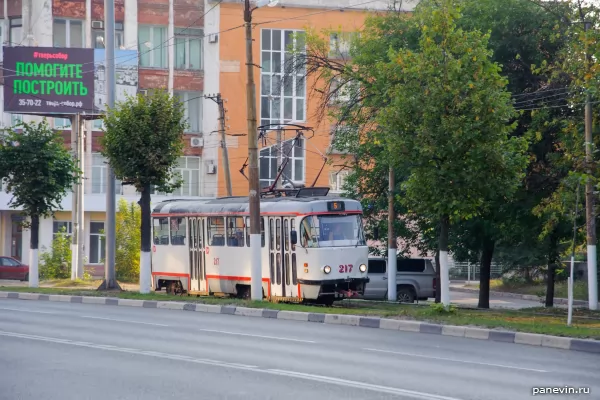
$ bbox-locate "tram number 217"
[339,264,353,273]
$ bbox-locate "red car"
[0,256,29,281]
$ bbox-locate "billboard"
[93,49,138,112]
[3,47,95,114]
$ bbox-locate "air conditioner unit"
[138,89,148,96]
[92,21,104,29]
[208,34,218,43]
[190,137,204,148]
[206,163,217,174]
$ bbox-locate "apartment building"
[0,0,413,273]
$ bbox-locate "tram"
[150,188,369,304]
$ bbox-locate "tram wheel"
[166,282,178,295]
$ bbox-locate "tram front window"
[299,215,366,248]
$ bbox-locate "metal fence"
[449,261,503,281]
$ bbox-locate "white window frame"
[156,156,202,197]
[138,25,168,68]
[174,91,202,133]
[11,114,23,126]
[259,137,305,188]
[53,221,72,239]
[91,153,123,194]
[329,32,355,58]
[53,18,85,48]
[259,29,306,127]
[89,222,105,264]
[9,17,22,46]
[93,22,124,49]
[53,118,71,130]
[174,28,203,70]
[329,169,349,193]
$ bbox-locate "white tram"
[150,190,369,304]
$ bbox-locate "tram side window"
[245,217,266,248]
[153,217,170,245]
[208,217,225,246]
[170,217,187,246]
[227,217,245,247]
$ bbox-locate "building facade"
[0,0,414,275]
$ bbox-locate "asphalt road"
[0,298,597,400]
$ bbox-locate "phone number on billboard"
[17,98,84,108]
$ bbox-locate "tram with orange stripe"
[150,188,369,304]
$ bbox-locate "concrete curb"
[450,286,600,308]
[2,291,599,355]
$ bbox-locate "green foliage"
[100,90,186,193]
[0,120,79,221]
[428,302,457,314]
[39,227,71,280]
[116,199,141,282]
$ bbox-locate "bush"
[115,199,141,282]
[39,227,71,279]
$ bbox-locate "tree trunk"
[545,230,559,307]
[439,215,450,307]
[29,214,40,288]
[139,184,152,293]
[435,250,441,303]
[478,236,495,309]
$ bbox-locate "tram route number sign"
[3,46,95,114]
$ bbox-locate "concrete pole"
[78,116,85,278]
[102,0,118,290]
[244,0,262,300]
[584,21,598,310]
[217,94,233,196]
[71,114,79,280]
[387,166,397,301]
[276,128,282,189]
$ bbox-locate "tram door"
[268,217,297,298]
[189,217,206,292]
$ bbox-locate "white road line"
[0,306,57,315]
[81,316,170,327]
[0,330,465,400]
[363,348,548,373]
[197,328,316,343]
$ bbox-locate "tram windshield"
[299,214,366,248]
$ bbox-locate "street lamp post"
[244,0,278,301]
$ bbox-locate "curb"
[450,286,600,308]
[2,291,599,355]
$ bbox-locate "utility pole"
[71,114,80,280]
[584,21,598,310]
[77,116,85,279]
[276,128,283,189]
[99,0,118,290]
[387,166,397,301]
[245,0,262,300]
[214,94,232,196]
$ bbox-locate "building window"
[91,153,123,194]
[260,29,306,127]
[174,91,202,133]
[9,17,22,46]
[89,222,105,264]
[329,170,349,193]
[53,19,84,48]
[54,118,71,130]
[259,138,304,188]
[11,114,23,126]
[329,32,355,59]
[175,28,202,70]
[53,221,72,239]
[172,157,200,196]
[93,22,124,49]
[92,119,103,130]
[138,25,167,68]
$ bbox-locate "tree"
[116,199,141,282]
[377,0,529,307]
[0,120,79,287]
[39,226,72,280]
[101,90,186,293]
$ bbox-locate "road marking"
[0,330,465,400]
[81,316,170,327]
[196,328,316,343]
[0,306,56,315]
[363,348,548,373]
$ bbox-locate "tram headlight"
[323,265,332,274]
[359,264,367,273]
